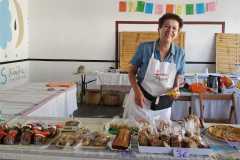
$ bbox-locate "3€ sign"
[173,148,190,158]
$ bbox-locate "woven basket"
[84,89,101,105]
[102,92,121,106]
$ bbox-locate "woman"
[123,13,185,123]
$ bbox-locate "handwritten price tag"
[173,148,190,158]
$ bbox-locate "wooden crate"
[216,33,240,73]
[119,31,185,72]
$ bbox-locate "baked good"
[138,131,149,146]
[184,114,201,129]
[112,128,131,150]
[181,138,198,148]
[0,123,9,131]
[207,125,240,142]
[0,129,7,141]
[48,126,58,138]
[160,134,170,145]
[170,135,181,147]
[3,127,21,145]
[20,130,33,145]
[34,134,47,145]
[92,132,110,146]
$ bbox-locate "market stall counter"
[0,116,239,160]
[0,82,78,117]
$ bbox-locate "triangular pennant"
[145,2,153,14]
[166,4,174,13]
[196,3,205,14]
[155,4,163,15]
[119,1,127,12]
[136,1,145,12]
[186,4,194,15]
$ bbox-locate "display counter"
[0,82,78,117]
[1,116,239,160]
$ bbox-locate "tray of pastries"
[0,122,60,145]
[137,116,211,156]
[54,127,110,149]
[206,125,240,142]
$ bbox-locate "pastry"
[207,125,240,142]
[170,135,181,147]
[149,134,162,146]
[20,130,33,145]
[3,126,21,145]
[181,138,198,148]
[138,131,149,146]
[0,129,7,142]
[112,128,131,150]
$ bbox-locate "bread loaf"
[112,128,130,150]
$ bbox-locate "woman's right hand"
[128,64,145,108]
[134,88,145,108]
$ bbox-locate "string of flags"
[118,1,217,15]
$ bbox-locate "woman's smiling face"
[158,19,180,43]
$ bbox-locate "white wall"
[28,0,240,82]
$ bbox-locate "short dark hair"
[158,13,183,30]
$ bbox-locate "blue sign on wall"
[0,0,12,49]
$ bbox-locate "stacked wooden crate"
[216,33,240,73]
[119,32,185,72]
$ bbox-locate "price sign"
[173,148,190,158]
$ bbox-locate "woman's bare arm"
[128,64,145,107]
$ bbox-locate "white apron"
[123,41,177,123]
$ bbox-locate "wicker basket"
[102,92,121,106]
[84,89,101,105]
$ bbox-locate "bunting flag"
[186,4,194,15]
[119,1,127,12]
[196,3,205,14]
[206,2,216,12]
[166,4,174,13]
[155,4,163,15]
[128,0,137,12]
[136,1,145,12]
[118,0,217,16]
[145,2,153,14]
[176,4,184,16]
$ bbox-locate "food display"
[207,125,240,142]
[0,122,60,145]
[1,116,239,158]
[137,115,210,155]
[54,127,110,149]
[138,125,208,148]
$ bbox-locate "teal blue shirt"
[131,40,185,83]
